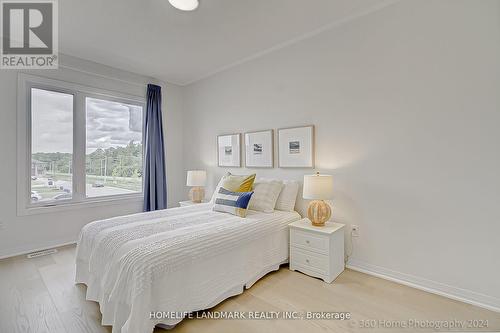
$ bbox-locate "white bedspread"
[75,203,300,333]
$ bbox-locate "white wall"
[182,0,500,310]
[0,55,184,258]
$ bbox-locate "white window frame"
[17,74,146,216]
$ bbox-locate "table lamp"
[187,170,207,203]
[303,172,333,226]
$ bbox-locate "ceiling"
[60,0,394,85]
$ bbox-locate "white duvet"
[75,203,300,333]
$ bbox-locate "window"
[85,97,143,197]
[18,74,145,213]
[31,88,74,203]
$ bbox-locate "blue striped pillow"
[213,187,254,218]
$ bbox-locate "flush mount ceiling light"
[169,0,199,11]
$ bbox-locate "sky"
[31,88,143,154]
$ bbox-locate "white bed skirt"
[76,210,294,333]
[156,258,288,330]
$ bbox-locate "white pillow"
[275,180,299,211]
[248,180,283,213]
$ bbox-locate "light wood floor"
[0,245,498,333]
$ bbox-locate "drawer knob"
[305,259,310,263]
[306,240,310,244]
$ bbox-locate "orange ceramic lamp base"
[189,187,205,203]
[307,200,331,226]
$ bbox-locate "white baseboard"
[2,243,498,313]
[347,259,500,313]
[0,239,77,260]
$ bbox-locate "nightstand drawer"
[290,229,329,254]
[289,219,345,283]
[290,247,329,275]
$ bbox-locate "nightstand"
[179,200,207,207]
[289,218,345,283]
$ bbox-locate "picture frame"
[217,133,241,167]
[244,129,274,168]
[278,125,314,168]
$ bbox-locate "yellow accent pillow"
[221,173,256,192]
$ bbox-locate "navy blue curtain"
[143,84,167,211]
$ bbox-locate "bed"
[75,203,301,333]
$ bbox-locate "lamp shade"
[303,174,333,200]
[186,170,206,187]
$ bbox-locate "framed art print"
[278,125,314,168]
[217,133,241,167]
[244,130,273,168]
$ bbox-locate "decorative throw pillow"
[248,180,283,213]
[209,172,255,203]
[221,173,256,192]
[213,187,254,218]
[210,173,230,203]
[275,180,299,211]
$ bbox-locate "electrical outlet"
[352,225,359,237]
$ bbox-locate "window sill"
[17,194,143,216]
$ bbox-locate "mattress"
[75,203,301,333]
